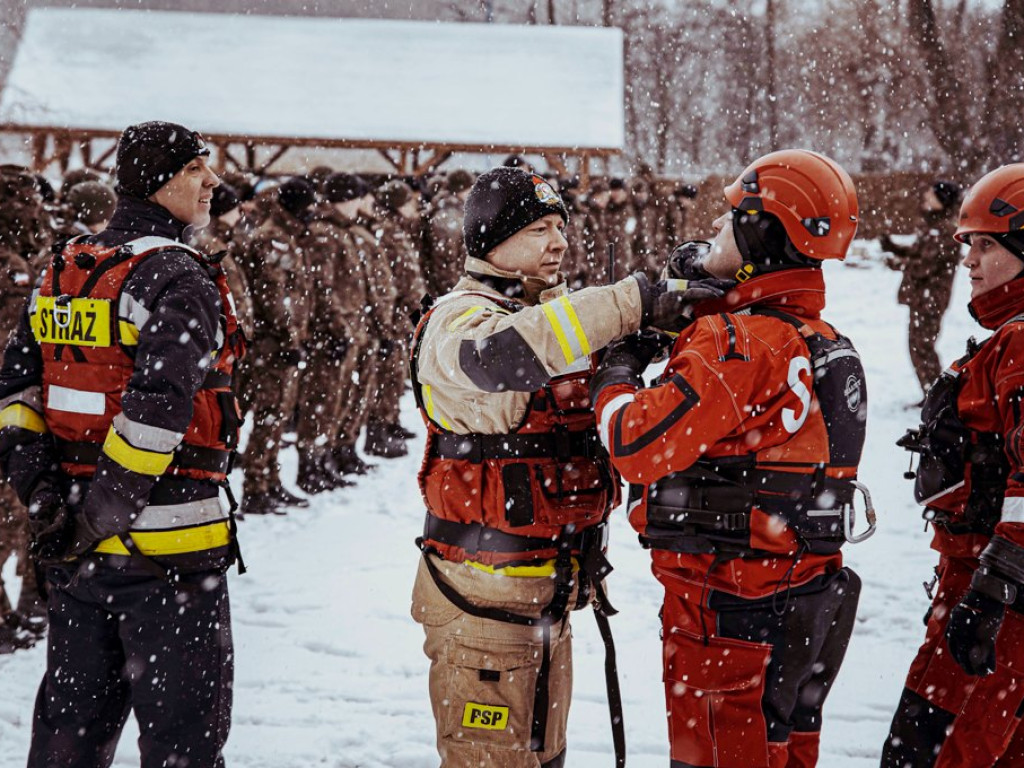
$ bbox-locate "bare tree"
[907,0,986,172]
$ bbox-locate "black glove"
[662,241,714,281]
[946,589,1005,676]
[636,273,733,332]
[65,511,106,560]
[26,484,71,563]
[591,331,673,403]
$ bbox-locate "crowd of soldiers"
[0,157,698,652]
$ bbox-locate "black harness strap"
[57,440,232,475]
[595,609,626,768]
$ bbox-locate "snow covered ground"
[0,244,976,766]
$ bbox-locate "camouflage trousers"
[909,301,944,394]
[296,338,362,464]
[369,336,408,427]
[335,338,380,449]
[0,481,39,617]
[243,360,300,496]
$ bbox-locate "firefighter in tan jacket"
[410,166,725,768]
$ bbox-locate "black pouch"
[217,391,241,450]
[502,463,534,527]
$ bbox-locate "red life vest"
[412,291,621,568]
[30,235,244,481]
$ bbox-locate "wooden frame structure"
[3,124,614,184]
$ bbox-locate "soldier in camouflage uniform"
[0,166,48,651]
[424,169,473,297]
[190,183,256,416]
[581,179,610,285]
[604,177,637,278]
[235,179,316,512]
[365,180,426,453]
[880,180,963,397]
[53,180,117,239]
[296,175,369,488]
[320,174,396,471]
[666,183,699,250]
[630,176,661,277]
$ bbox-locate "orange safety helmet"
[953,164,1024,244]
[724,149,859,260]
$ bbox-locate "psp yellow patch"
[462,702,509,730]
[31,297,112,348]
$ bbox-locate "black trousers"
[28,563,233,768]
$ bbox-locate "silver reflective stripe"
[545,296,589,363]
[126,236,202,260]
[1002,496,1024,524]
[0,385,42,412]
[118,292,151,328]
[48,385,105,416]
[130,497,225,531]
[599,393,635,448]
[813,349,860,369]
[112,413,182,454]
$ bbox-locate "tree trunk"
[906,0,985,173]
[548,0,557,24]
[765,0,779,150]
[603,0,614,27]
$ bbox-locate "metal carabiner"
[843,479,877,544]
[53,295,73,330]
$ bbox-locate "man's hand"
[637,273,733,332]
[26,485,71,562]
[65,511,106,559]
[591,330,673,402]
[946,589,1005,676]
[662,241,713,281]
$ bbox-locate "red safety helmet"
[724,149,859,260]
[954,164,1024,244]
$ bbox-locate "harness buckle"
[842,479,877,544]
[54,294,73,329]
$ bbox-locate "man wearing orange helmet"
[883,164,1024,767]
[592,149,872,767]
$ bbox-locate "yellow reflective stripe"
[464,557,579,578]
[102,427,173,476]
[423,385,451,430]
[93,521,231,556]
[118,319,140,346]
[0,403,48,433]
[542,296,591,366]
[447,306,487,331]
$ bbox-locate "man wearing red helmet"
[592,149,872,767]
[882,164,1024,766]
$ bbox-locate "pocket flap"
[664,632,769,693]
[447,636,540,672]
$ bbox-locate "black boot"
[298,457,351,494]
[365,420,409,458]
[269,485,311,509]
[0,614,38,654]
[240,491,287,516]
[333,444,375,475]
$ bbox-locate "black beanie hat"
[463,167,569,260]
[932,180,961,210]
[324,172,370,204]
[278,177,317,217]
[115,121,210,199]
[209,183,240,218]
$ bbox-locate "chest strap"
[58,439,232,475]
[432,428,605,463]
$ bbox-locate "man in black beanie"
[880,178,964,399]
[410,165,724,768]
[0,120,242,767]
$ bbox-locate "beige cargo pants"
[411,554,575,768]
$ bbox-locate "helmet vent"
[741,170,760,193]
[802,217,831,237]
[990,198,1018,217]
